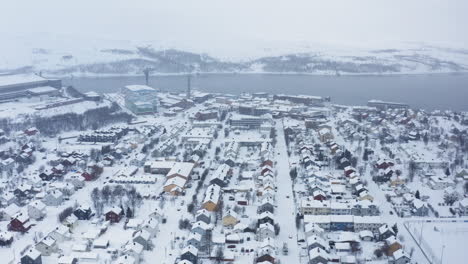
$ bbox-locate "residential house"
[257,222,275,241]
[330,215,354,232]
[353,216,382,233]
[166,162,194,180]
[191,221,210,236]
[62,215,79,229]
[223,210,239,227]
[9,212,32,232]
[429,176,455,190]
[43,190,64,206]
[301,199,330,215]
[163,177,187,195]
[132,230,151,250]
[202,184,221,211]
[257,211,275,226]
[389,249,411,264]
[35,236,59,256]
[304,223,325,238]
[181,245,198,264]
[27,200,46,220]
[308,247,329,264]
[258,199,275,214]
[378,224,395,241]
[74,204,93,220]
[142,218,159,237]
[124,241,144,263]
[385,236,403,256]
[21,248,42,264]
[195,209,211,224]
[459,198,468,216]
[187,232,202,248]
[307,235,328,251]
[359,230,374,241]
[412,199,429,216]
[0,231,13,246]
[48,225,71,242]
[0,192,17,206]
[105,207,123,223]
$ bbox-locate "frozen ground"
[406,220,468,264]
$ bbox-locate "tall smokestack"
[187,75,191,99]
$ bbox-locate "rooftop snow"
[0,74,48,88]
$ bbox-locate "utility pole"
[440,245,445,264]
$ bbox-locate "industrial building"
[0,74,61,101]
[367,99,409,110]
[121,85,158,114]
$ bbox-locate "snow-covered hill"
[1,34,467,76]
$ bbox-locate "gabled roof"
[182,245,199,256]
[23,248,41,260]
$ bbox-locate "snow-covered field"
[406,220,468,264]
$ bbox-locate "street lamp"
[440,245,446,264]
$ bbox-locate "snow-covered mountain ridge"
[1,34,467,76]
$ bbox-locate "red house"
[344,166,356,177]
[9,213,32,232]
[105,207,123,223]
[81,172,93,181]
[375,160,394,170]
[313,190,327,201]
[261,159,273,168]
[261,166,273,176]
[52,164,65,175]
[257,253,275,263]
[24,127,39,136]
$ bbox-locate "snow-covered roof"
[182,245,199,256]
[308,247,329,260]
[125,85,156,92]
[0,74,48,88]
[167,162,194,178]
[23,248,41,260]
[27,86,58,94]
[393,249,409,260]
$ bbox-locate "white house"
[35,236,59,256]
[459,198,468,216]
[43,190,64,206]
[257,222,275,241]
[27,200,47,220]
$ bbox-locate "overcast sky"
[1,0,467,55]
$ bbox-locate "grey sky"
[1,0,467,53]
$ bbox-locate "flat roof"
[27,86,58,94]
[125,85,157,92]
[0,74,48,88]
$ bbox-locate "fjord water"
[65,73,468,111]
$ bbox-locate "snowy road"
[275,120,302,263]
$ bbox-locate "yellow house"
[222,210,239,227]
[163,177,186,195]
[390,176,405,187]
[203,201,217,211]
[202,184,221,211]
[358,191,374,202]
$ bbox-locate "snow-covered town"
[0,73,467,264]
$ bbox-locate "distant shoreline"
[53,71,468,80]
